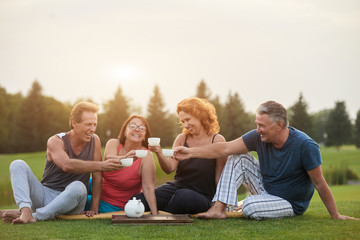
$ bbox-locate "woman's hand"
[81,210,98,217]
[148,144,162,154]
[125,150,136,159]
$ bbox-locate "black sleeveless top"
[173,134,217,200]
[41,132,95,191]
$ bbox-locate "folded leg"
[242,194,295,220]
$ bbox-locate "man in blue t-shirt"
[174,101,358,220]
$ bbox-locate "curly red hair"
[176,97,220,135]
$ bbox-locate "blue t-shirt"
[242,127,321,215]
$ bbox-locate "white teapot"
[124,197,145,218]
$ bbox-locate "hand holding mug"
[173,146,192,161]
[125,150,136,159]
[148,144,162,154]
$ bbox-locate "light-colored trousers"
[10,160,87,221]
[213,153,295,220]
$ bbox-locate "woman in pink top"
[85,115,157,215]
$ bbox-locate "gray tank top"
[41,132,95,191]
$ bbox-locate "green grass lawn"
[1,185,359,240]
[320,145,360,169]
[0,147,359,239]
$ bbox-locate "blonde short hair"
[69,101,99,129]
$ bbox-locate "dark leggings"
[134,182,212,214]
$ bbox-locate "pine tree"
[43,97,71,140]
[325,101,352,149]
[355,110,360,149]
[211,95,224,134]
[311,109,331,144]
[288,92,312,135]
[0,87,9,153]
[101,86,130,142]
[194,80,225,135]
[17,80,47,152]
[195,79,211,100]
[147,85,176,147]
[222,91,252,141]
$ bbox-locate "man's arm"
[307,165,359,220]
[174,136,249,160]
[47,135,122,173]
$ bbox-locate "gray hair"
[256,101,289,128]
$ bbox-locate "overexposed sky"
[1,0,359,119]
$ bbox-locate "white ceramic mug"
[121,158,133,167]
[135,150,148,158]
[148,137,160,146]
[162,149,174,157]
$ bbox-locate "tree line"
[0,80,359,154]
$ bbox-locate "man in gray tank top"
[1,101,124,224]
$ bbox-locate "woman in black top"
[135,97,227,214]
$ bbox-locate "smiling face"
[178,111,203,136]
[72,111,97,143]
[255,113,280,143]
[124,117,147,143]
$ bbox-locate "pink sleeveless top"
[101,144,144,209]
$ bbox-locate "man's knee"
[241,198,256,218]
[242,196,294,220]
[242,196,265,220]
[66,181,87,200]
[9,159,27,172]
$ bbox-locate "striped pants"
[213,153,295,220]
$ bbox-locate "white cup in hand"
[135,150,148,158]
[148,137,160,146]
[121,158,133,167]
[162,149,174,157]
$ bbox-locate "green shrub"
[323,165,359,185]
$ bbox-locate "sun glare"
[104,64,139,82]
[114,67,134,79]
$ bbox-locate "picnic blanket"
[57,207,244,220]
[57,200,245,220]
[57,210,243,220]
[57,210,170,220]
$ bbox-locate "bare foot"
[12,215,36,225]
[197,201,227,219]
[1,209,20,219]
[2,212,21,223]
[7,207,36,225]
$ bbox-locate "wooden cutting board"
[112,214,194,225]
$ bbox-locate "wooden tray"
[112,214,194,225]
